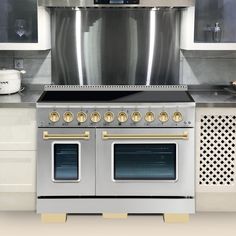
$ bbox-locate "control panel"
[38,104,195,128]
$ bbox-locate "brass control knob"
[159,112,169,123]
[104,111,115,123]
[145,112,155,123]
[63,111,74,123]
[49,111,60,123]
[77,112,87,123]
[118,112,128,123]
[173,112,183,123]
[91,111,101,123]
[131,112,142,123]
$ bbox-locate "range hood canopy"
[38,0,195,8]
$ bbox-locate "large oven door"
[96,128,194,196]
[37,128,95,196]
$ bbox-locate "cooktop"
[38,90,194,103]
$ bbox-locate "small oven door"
[37,128,95,196]
[96,128,194,197]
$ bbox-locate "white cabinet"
[181,7,236,50]
[0,5,50,50]
[0,108,36,150]
[0,108,36,211]
[196,107,236,211]
[0,151,36,193]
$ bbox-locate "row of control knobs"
[49,111,183,123]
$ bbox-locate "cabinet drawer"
[0,108,36,150]
[0,151,36,192]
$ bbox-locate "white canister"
[0,69,25,94]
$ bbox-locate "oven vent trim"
[44,85,188,91]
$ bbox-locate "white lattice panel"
[196,108,236,192]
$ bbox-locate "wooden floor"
[0,212,236,236]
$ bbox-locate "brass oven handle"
[102,131,188,140]
[43,131,90,140]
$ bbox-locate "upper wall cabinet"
[0,0,50,50]
[181,0,236,50]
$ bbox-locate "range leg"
[41,213,67,223]
[163,214,189,223]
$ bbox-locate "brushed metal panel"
[37,128,96,196]
[51,8,180,85]
[37,198,195,213]
[96,128,195,196]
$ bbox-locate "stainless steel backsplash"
[51,8,180,85]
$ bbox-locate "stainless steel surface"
[39,0,194,8]
[190,90,236,107]
[37,198,195,214]
[37,85,195,214]
[3,86,236,108]
[96,128,194,196]
[37,128,96,196]
[37,103,195,128]
[4,85,236,108]
[0,86,42,108]
[51,8,180,85]
[44,85,188,91]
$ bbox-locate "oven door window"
[113,143,177,181]
[53,143,80,181]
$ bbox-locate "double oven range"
[37,85,195,215]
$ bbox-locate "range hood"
[38,0,195,8]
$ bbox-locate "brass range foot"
[41,213,67,223]
[102,213,128,219]
[163,214,189,223]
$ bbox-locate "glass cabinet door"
[113,143,177,181]
[0,0,38,43]
[195,0,236,43]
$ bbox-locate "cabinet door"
[195,0,236,43]
[0,0,38,43]
[0,108,36,151]
[0,151,36,192]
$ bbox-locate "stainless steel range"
[36,85,195,222]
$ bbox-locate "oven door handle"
[102,131,188,140]
[43,131,90,140]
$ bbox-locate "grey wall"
[180,50,236,85]
[0,50,51,84]
[0,49,236,86]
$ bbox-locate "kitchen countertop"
[189,86,236,107]
[0,84,43,108]
[1,85,236,108]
